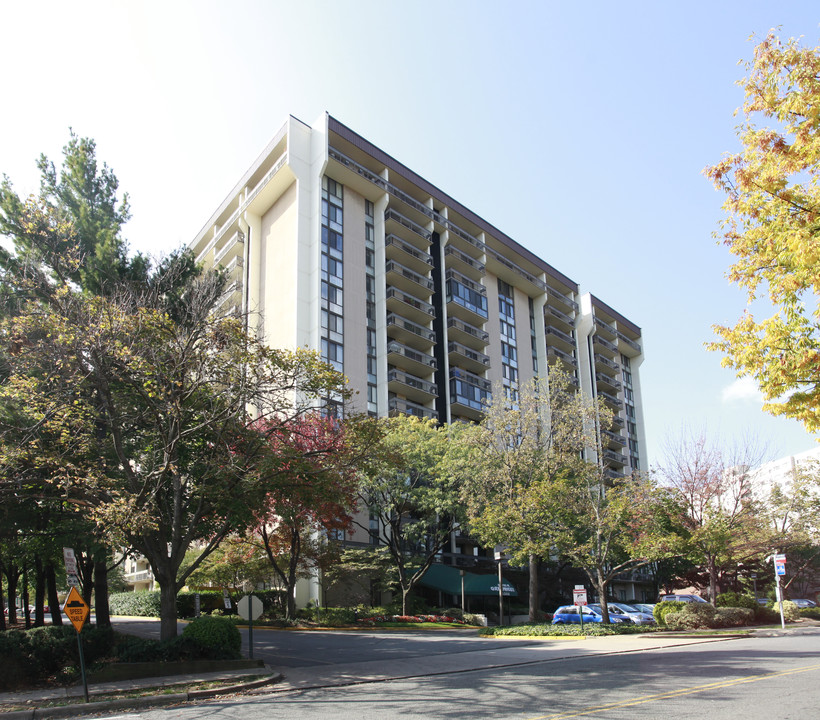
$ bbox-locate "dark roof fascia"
[590,294,641,335]
[328,115,578,293]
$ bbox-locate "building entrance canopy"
[420,563,518,596]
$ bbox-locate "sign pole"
[76,630,89,703]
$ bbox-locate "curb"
[0,674,283,720]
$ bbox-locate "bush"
[654,601,686,626]
[753,605,780,624]
[781,600,800,623]
[715,592,757,609]
[665,603,717,630]
[800,607,820,620]
[182,615,241,658]
[108,591,162,617]
[714,607,753,627]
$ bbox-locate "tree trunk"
[5,564,19,625]
[158,576,179,641]
[94,556,111,628]
[0,569,5,632]
[708,555,718,604]
[528,555,540,622]
[79,553,95,605]
[595,569,610,624]
[34,556,46,627]
[45,562,63,625]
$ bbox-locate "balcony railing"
[387,313,436,343]
[486,248,547,291]
[449,366,492,392]
[385,234,434,266]
[388,396,438,420]
[445,268,486,295]
[547,287,580,313]
[546,346,578,366]
[448,341,490,366]
[385,288,435,317]
[447,317,489,343]
[594,353,621,371]
[385,260,434,291]
[388,368,438,396]
[444,245,485,274]
[387,341,437,369]
[384,208,432,242]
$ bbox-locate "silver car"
[607,602,656,625]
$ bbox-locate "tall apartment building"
[190,113,648,605]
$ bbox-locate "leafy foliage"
[705,31,820,431]
[354,415,467,615]
[181,615,241,658]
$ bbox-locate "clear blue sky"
[2,0,819,468]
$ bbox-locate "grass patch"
[479,623,661,637]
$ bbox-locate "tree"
[660,428,770,602]
[249,414,361,619]
[704,31,820,432]
[461,366,678,621]
[355,415,466,615]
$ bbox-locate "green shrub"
[753,605,780,624]
[665,603,717,630]
[715,592,756,609]
[782,600,800,623]
[714,607,753,627]
[800,607,820,620]
[108,591,162,617]
[182,615,241,658]
[654,601,686,626]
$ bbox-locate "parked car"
[660,594,709,603]
[632,603,656,615]
[607,602,656,625]
[790,599,817,608]
[551,604,633,625]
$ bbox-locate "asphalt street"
[99,628,820,720]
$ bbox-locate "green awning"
[419,563,518,596]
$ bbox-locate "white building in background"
[187,112,650,607]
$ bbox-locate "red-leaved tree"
[250,414,360,619]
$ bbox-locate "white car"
[608,602,656,625]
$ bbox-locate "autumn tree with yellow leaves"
[705,31,820,432]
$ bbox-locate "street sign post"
[237,594,264,659]
[62,586,90,702]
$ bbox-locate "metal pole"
[248,614,254,659]
[76,630,89,703]
[497,561,504,626]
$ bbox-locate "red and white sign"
[573,585,588,606]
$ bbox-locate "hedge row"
[0,625,114,692]
[108,590,284,618]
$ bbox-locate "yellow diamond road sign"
[63,586,89,632]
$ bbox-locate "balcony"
[547,346,578,367]
[598,390,622,409]
[547,287,579,313]
[602,428,627,447]
[447,317,489,349]
[545,326,576,353]
[594,318,618,340]
[595,372,622,393]
[214,230,245,266]
[385,234,434,275]
[604,449,627,467]
[384,208,431,244]
[445,269,485,296]
[388,395,438,420]
[594,353,621,372]
[444,245,485,281]
[448,341,491,374]
[617,330,642,354]
[386,313,436,348]
[387,340,437,376]
[593,334,618,358]
[385,288,436,325]
[388,368,438,404]
[486,248,547,294]
[385,260,434,296]
[546,305,575,331]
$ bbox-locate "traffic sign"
[774,553,787,564]
[62,586,89,632]
[775,562,786,576]
[63,547,77,576]
[573,585,588,606]
[237,594,263,621]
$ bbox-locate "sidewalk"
[1,628,810,719]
